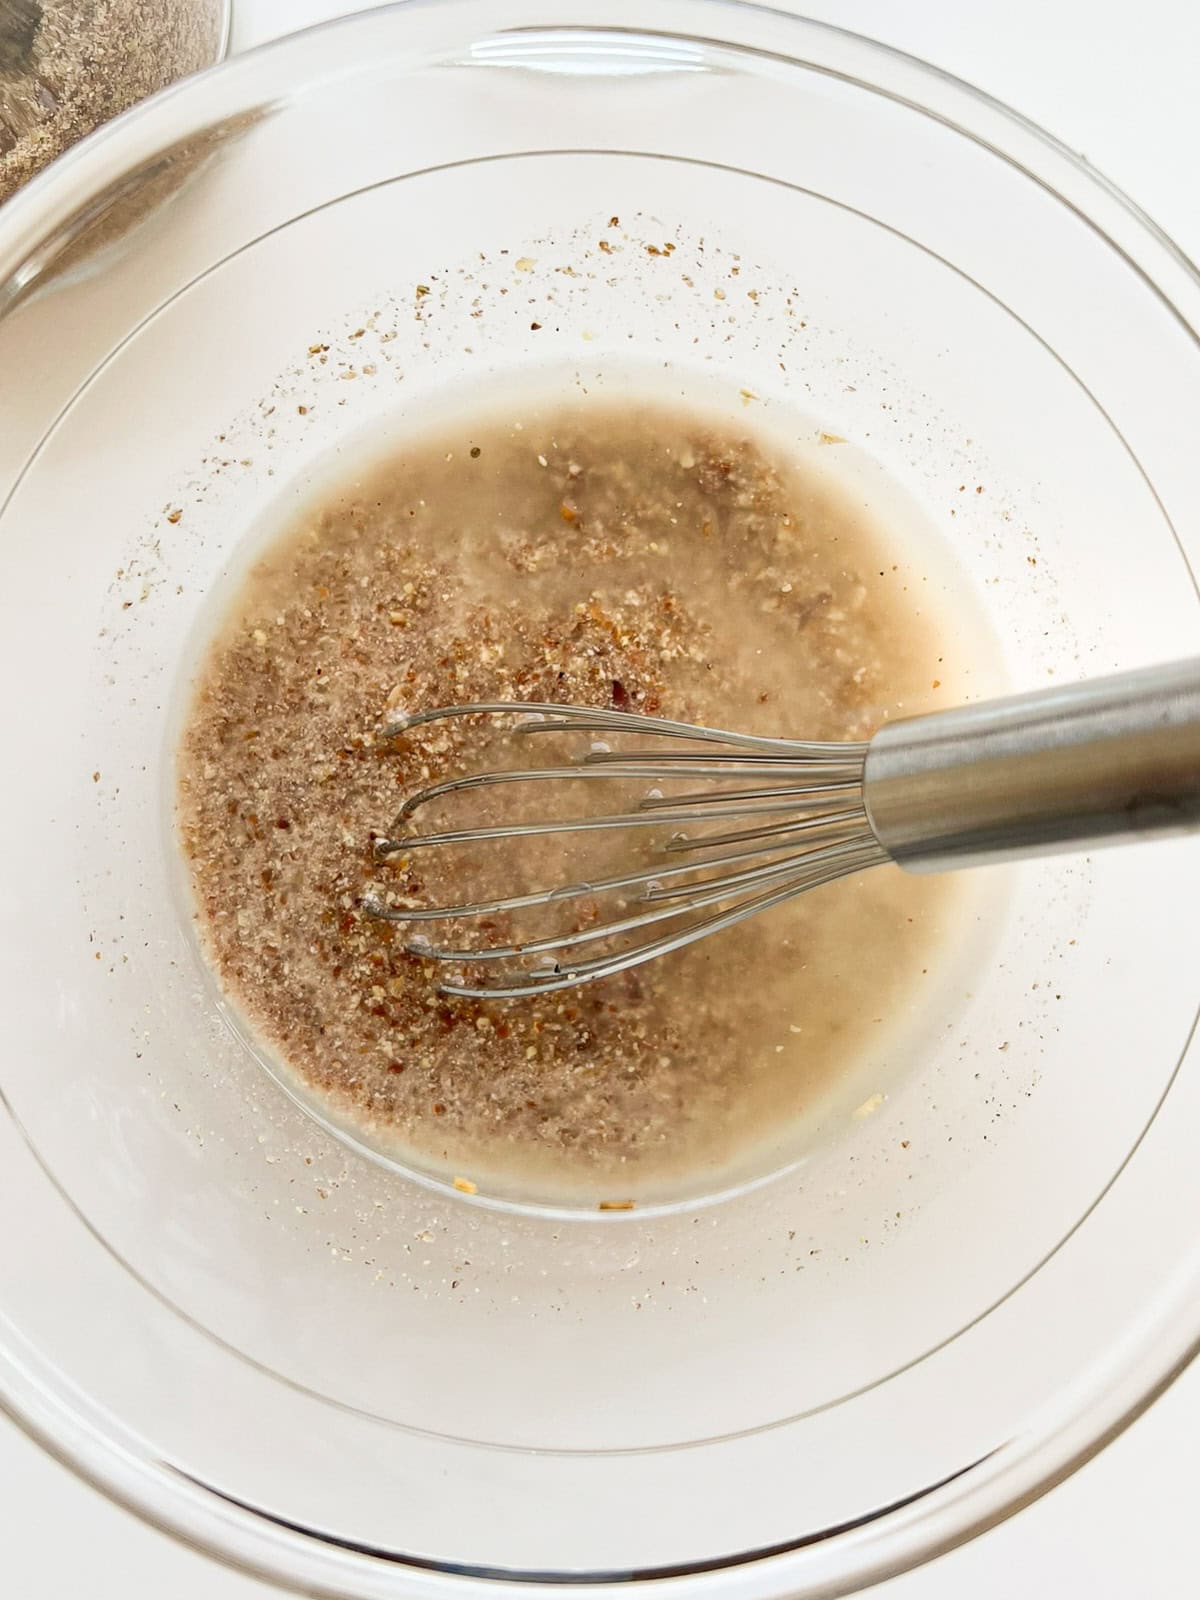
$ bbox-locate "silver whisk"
[369,659,1200,998]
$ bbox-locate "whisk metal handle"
[863,657,1200,872]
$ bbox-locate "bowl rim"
[2,2,1199,1596]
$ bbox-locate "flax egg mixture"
[176,385,988,1207]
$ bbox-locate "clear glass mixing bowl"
[1,3,1199,1596]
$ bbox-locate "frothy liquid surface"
[176,387,996,1208]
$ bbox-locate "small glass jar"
[0,0,229,203]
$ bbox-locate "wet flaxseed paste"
[177,394,974,1205]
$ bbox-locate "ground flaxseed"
[0,1,224,204]
[177,395,964,1204]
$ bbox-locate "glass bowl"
[1,2,1199,1596]
[0,0,233,205]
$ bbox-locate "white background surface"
[4,0,1199,1593]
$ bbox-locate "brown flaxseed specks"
[177,397,956,1203]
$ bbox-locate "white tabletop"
[4,0,1198,1593]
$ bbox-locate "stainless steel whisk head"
[370,701,889,998]
[369,660,1200,998]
